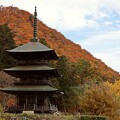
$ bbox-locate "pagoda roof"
[7,42,58,60]
[3,65,60,78]
[0,85,58,92]
[7,42,52,52]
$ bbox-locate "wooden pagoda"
[0,7,60,113]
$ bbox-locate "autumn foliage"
[80,82,120,120]
[0,6,119,82]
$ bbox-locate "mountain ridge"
[0,6,119,81]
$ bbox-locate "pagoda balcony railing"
[7,104,58,112]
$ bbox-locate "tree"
[79,84,120,120]
[0,24,16,107]
[55,56,72,90]
[54,56,82,112]
[0,24,16,69]
[72,58,91,85]
[104,80,120,108]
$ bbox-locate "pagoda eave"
[7,50,59,60]
[3,65,56,71]
[0,85,59,93]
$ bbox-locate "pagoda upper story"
[2,7,59,85]
[6,7,58,61]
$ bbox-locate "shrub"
[80,115,108,120]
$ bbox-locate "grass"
[0,113,108,120]
[0,113,80,120]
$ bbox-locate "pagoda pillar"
[25,95,27,106]
[35,95,37,108]
[16,95,19,107]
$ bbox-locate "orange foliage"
[0,6,119,82]
[7,98,16,107]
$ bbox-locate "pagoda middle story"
[0,7,60,113]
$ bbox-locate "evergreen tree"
[55,56,81,112]
[0,24,16,69]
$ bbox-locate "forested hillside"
[0,6,119,82]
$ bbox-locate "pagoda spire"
[32,6,38,42]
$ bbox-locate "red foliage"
[7,98,16,107]
[0,6,119,81]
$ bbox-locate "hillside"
[0,6,120,81]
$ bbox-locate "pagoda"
[0,7,60,113]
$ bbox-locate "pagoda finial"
[32,6,38,42]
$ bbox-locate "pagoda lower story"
[5,91,58,113]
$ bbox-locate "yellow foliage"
[80,83,120,120]
[104,80,120,106]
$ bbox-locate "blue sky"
[1,0,120,72]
